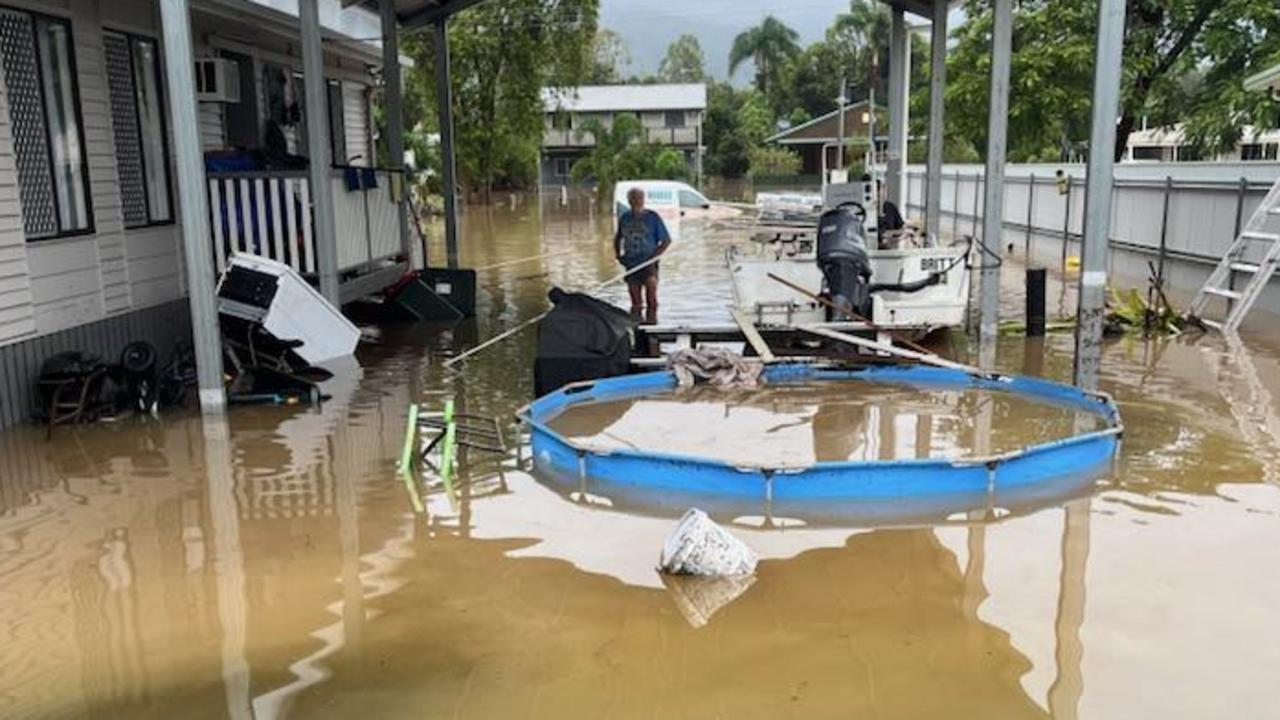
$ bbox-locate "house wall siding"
[0,50,34,346]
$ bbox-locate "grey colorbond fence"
[902,162,1280,322]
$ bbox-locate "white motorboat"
[730,185,971,336]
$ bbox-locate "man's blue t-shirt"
[616,209,671,268]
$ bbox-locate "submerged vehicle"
[731,181,970,333]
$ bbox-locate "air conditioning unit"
[195,57,241,103]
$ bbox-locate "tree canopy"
[945,0,1280,162]
[729,16,801,96]
[658,34,708,83]
[403,0,599,198]
[570,114,688,195]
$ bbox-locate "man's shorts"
[624,262,659,286]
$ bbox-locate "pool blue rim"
[520,363,1123,504]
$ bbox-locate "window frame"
[0,5,95,241]
[104,28,175,230]
[664,110,686,129]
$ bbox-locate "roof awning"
[345,0,488,30]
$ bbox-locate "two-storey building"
[540,83,706,187]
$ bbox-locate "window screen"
[104,31,171,227]
[0,9,92,238]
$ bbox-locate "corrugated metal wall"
[0,298,190,430]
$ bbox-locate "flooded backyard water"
[3,197,1280,718]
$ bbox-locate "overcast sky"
[599,0,960,84]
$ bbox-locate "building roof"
[765,102,887,145]
[542,84,707,113]
[1128,124,1280,147]
[1245,62,1280,96]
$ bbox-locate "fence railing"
[902,168,1277,270]
[644,126,697,145]
[206,167,403,278]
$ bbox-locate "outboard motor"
[816,202,872,319]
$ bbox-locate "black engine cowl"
[816,205,872,319]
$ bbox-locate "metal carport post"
[160,0,225,414]
[1073,0,1126,390]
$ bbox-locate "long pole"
[301,0,340,305]
[835,75,847,173]
[977,0,1013,360]
[1073,0,1126,391]
[160,0,225,413]
[886,7,909,210]
[443,253,666,368]
[381,0,410,260]
[435,18,461,268]
[925,0,948,240]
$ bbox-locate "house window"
[1241,143,1278,161]
[1175,145,1203,162]
[664,110,686,128]
[327,79,347,163]
[1130,146,1162,161]
[554,158,570,177]
[551,111,572,131]
[0,8,92,239]
[104,31,172,227]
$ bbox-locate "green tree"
[703,82,751,177]
[570,115,688,195]
[945,0,1280,162]
[747,146,802,177]
[729,16,801,98]
[658,34,708,83]
[404,0,600,199]
[587,28,630,84]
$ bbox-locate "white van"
[613,180,718,241]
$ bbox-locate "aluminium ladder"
[1188,176,1280,332]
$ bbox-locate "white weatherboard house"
[540,82,706,187]
[0,0,413,429]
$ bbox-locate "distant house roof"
[765,102,888,146]
[1245,62,1280,96]
[542,84,707,113]
[1128,124,1280,147]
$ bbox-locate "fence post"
[1229,176,1247,296]
[952,172,960,239]
[972,173,981,238]
[1025,173,1035,259]
[1060,177,1072,273]
[1152,175,1172,314]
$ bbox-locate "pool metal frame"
[519,364,1123,507]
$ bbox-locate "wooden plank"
[284,181,300,271]
[730,309,776,363]
[254,179,268,258]
[210,178,226,274]
[270,178,286,263]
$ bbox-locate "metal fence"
[903,165,1278,275]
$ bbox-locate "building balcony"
[542,126,699,149]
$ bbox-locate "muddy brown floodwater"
[2,197,1280,719]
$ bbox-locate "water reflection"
[0,201,1277,717]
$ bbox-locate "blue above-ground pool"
[520,364,1123,525]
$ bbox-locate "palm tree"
[831,0,892,100]
[729,16,801,97]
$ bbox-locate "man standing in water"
[615,186,672,323]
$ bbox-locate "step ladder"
[1188,176,1280,332]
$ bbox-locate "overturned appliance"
[533,288,636,397]
[217,253,360,365]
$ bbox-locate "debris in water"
[659,508,759,576]
[667,348,764,389]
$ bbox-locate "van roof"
[613,180,700,198]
